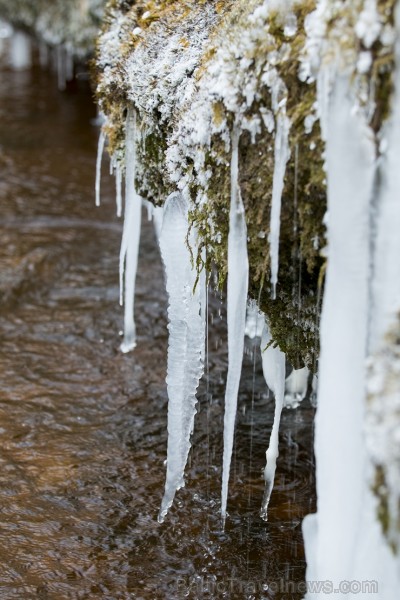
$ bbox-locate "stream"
[0,38,316,600]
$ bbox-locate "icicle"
[244,300,264,339]
[9,30,31,70]
[38,42,49,69]
[56,46,66,91]
[284,366,309,409]
[152,206,164,243]
[260,322,285,521]
[119,107,142,353]
[269,112,290,299]
[115,162,123,218]
[65,46,74,82]
[221,124,249,522]
[95,129,106,208]
[302,69,399,592]
[158,193,205,523]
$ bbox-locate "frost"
[355,0,382,49]
[158,193,205,523]
[221,126,249,521]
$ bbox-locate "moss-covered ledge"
[94,0,329,369]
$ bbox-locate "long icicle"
[260,321,286,520]
[95,128,106,208]
[158,193,206,523]
[119,107,142,353]
[269,112,290,299]
[221,124,249,522]
[115,161,123,218]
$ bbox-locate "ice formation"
[269,101,290,299]
[301,1,400,595]
[9,30,31,70]
[221,127,249,521]
[260,321,286,521]
[119,108,142,353]
[95,129,106,208]
[158,193,205,523]
[284,366,309,409]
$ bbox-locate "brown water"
[0,41,316,600]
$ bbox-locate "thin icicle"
[260,322,286,520]
[95,129,106,208]
[221,124,249,522]
[269,112,291,299]
[158,193,206,523]
[56,45,66,91]
[119,107,142,353]
[9,30,31,70]
[65,46,74,82]
[152,206,164,243]
[115,162,123,218]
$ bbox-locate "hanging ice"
[9,30,31,70]
[269,112,290,299]
[221,125,249,521]
[158,193,205,523]
[244,300,264,339]
[260,321,286,521]
[303,69,398,596]
[115,161,123,218]
[284,366,309,409]
[95,129,106,208]
[119,107,142,353]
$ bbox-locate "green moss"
[372,466,398,554]
[136,126,173,203]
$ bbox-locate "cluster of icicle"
[96,1,400,596]
[300,0,400,597]
[96,109,309,526]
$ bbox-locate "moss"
[372,466,398,554]
[136,126,173,203]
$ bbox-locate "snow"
[158,193,205,523]
[119,108,142,354]
[369,29,400,353]
[260,321,286,521]
[365,0,400,559]
[221,126,249,522]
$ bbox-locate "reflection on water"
[0,37,315,599]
